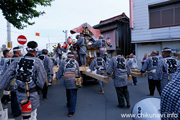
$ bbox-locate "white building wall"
[132,0,180,43]
[132,0,180,69]
[162,41,180,50]
[136,42,161,69]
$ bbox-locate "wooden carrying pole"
[82,71,109,83]
[53,66,146,83]
[130,69,148,78]
[79,66,89,71]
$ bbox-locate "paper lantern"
[106,38,111,46]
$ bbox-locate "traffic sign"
[17,35,27,45]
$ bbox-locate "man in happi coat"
[56,52,81,117]
[141,51,161,96]
[38,49,53,99]
[156,47,178,92]
[0,41,46,120]
[107,49,131,108]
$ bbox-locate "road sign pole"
[23,45,25,55]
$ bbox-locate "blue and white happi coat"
[156,57,178,91]
[56,58,80,89]
[141,56,161,80]
[76,37,87,55]
[38,54,53,75]
[106,55,131,87]
[161,66,180,120]
[0,53,47,111]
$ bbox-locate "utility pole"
[7,21,11,49]
[48,36,50,52]
[63,30,68,42]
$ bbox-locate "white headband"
[99,35,103,37]
[13,49,21,52]
[67,54,74,57]
[27,47,38,51]
[162,49,171,52]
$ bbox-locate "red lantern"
[68,37,72,45]
[106,38,111,46]
[62,42,68,49]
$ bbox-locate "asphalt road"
[10,76,160,120]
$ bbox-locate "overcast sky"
[0,0,129,51]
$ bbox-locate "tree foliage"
[0,0,53,29]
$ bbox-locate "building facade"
[94,13,134,57]
[130,0,180,67]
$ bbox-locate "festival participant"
[0,49,11,72]
[141,53,147,66]
[92,35,107,57]
[5,47,22,117]
[107,49,131,108]
[128,54,138,85]
[90,51,106,94]
[103,52,110,68]
[76,32,87,66]
[156,47,178,92]
[56,52,80,117]
[0,41,47,120]
[53,43,66,66]
[141,51,161,96]
[38,49,53,99]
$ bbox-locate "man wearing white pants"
[23,109,37,120]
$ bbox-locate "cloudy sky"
[0,0,129,51]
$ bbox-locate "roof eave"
[93,16,129,29]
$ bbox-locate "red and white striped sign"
[17,35,27,45]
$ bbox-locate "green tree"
[0,0,53,29]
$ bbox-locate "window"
[149,1,180,28]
